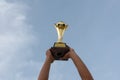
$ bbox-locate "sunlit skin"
[38,48,94,80]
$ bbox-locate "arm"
[62,48,94,80]
[38,50,54,80]
[70,49,93,80]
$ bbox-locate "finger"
[60,55,69,60]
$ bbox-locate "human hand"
[46,49,54,63]
[60,48,75,60]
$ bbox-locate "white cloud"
[0,0,40,80]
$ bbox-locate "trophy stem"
[56,27,65,42]
[57,36,63,42]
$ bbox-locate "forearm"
[70,52,93,80]
[38,58,52,80]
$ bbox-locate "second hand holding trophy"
[50,21,70,60]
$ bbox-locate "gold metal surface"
[54,21,68,43]
[54,42,66,47]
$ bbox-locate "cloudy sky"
[0,0,120,80]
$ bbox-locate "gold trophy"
[50,21,69,60]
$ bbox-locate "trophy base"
[50,42,69,60]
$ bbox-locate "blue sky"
[0,0,120,80]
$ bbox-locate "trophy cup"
[50,21,69,60]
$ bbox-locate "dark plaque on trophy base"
[50,21,69,60]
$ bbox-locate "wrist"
[46,57,54,64]
[69,50,76,58]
